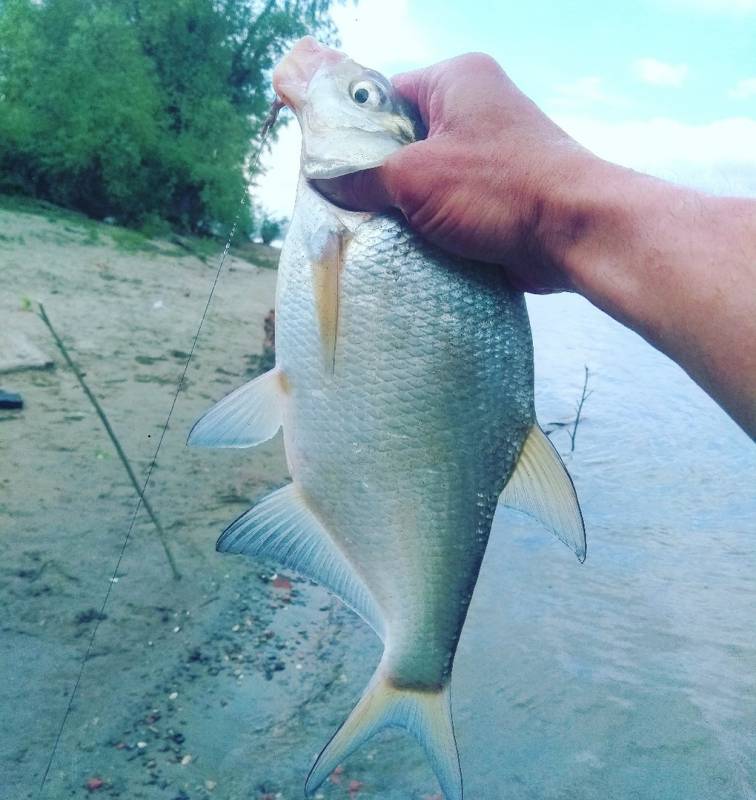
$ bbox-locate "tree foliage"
[0,0,339,233]
[259,213,286,244]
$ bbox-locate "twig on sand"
[568,365,592,453]
[37,302,181,580]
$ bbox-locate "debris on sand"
[0,390,23,409]
[84,776,104,791]
[0,328,54,374]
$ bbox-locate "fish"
[188,36,586,800]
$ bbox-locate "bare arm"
[319,54,756,437]
[550,160,756,436]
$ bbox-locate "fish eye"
[349,79,386,110]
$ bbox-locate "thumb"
[311,163,395,212]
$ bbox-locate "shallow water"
[452,294,756,800]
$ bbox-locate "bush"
[0,0,340,234]
[259,215,287,245]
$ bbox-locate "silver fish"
[189,37,585,800]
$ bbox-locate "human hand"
[315,50,756,435]
[314,52,599,293]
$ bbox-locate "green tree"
[0,0,340,233]
[259,213,286,244]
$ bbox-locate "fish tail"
[305,667,462,799]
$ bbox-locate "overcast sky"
[255,0,756,218]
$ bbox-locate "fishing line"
[38,98,283,796]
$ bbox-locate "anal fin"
[217,484,383,637]
[187,368,283,448]
[499,424,587,561]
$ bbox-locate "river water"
[447,293,756,800]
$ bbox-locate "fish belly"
[276,184,534,687]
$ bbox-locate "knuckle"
[455,51,502,75]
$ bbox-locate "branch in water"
[544,365,593,453]
[569,365,592,453]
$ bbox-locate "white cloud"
[729,77,756,99]
[554,114,756,196]
[549,76,629,110]
[633,57,689,87]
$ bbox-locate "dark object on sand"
[0,390,23,409]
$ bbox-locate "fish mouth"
[272,36,346,112]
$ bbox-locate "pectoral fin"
[217,483,384,637]
[500,424,587,562]
[187,368,283,448]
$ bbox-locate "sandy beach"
[0,199,393,800]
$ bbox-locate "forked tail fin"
[305,668,462,799]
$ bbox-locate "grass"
[109,226,161,254]
[0,192,280,269]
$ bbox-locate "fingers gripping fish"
[188,36,586,800]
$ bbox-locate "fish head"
[273,37,423,180]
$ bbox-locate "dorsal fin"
[217,483,384,637]
[500,424,587,561]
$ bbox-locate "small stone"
[169,691,178,700]
[85,777,104,791]
[180,753,192,766]
[137,741,147,749]
[205,780,217,791]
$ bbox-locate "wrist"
[537,156,667,328]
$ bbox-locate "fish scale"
[189,37,586,800]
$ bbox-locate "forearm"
[545,159,756,437]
